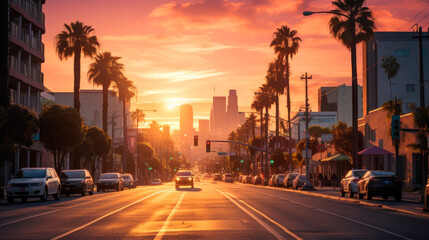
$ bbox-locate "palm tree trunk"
[260,109,263,175]
[275,93,279,143]
[286,56,293,173]
[102,85,109,172]
[351,25,359,169]
[123,100,127,173]
[265,106,269,177]
[73,48,81,113]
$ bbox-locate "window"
[393,49,410,57]
[406,84,415,92]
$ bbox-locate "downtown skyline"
[42,0,428,130]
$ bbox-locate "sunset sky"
[42,0,428,130]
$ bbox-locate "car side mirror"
[86,176,91,179]
[46,176,52,180]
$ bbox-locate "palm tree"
[87,52,124,133]
[270,25,301,171]
[381,56,400,99]
[259,83,275,177]
[247,113,257,138]
[408,106,429,186]
[113,76,136,173]
[266,59,284,142]
[131,109,146,137]
[382,98,403,174]
[55,21,99,113]
[329,0,375,168]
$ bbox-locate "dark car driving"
[60,169,94,196]
[97,173,124,191]
[175,170,194,189]
[357,170,402,201]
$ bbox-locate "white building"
[318,84,362,127]
[290,111,337,141]
[363,31,429,115]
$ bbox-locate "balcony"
[9,56,43,84]
[10,21,45,56]
[12,0,45,25]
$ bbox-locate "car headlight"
[176,178,180,181]
[188,177,192,181]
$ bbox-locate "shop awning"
[358,145,394,155]
[321,154,351,162]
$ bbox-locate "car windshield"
[60,171,84,178]
[176,171,192,176]
[122,175,131,179]
[100,173,119,179]
[371,171,395,177]
[354,170,367,178]
[15,169,46,178]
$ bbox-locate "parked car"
[252,175,262,185]
[60,169,94,196]
[244,175,253,184]
[340,169,368,198]
[152,179,162,185]
[121,173,135,189]
[214,174,222,181]
[283,173,298,189]
[357,170,402,201]
[6,168,61,203]
[97,173,124,191]
[292,174,307,190]
[175,170,194,189]
[424,175,429,212]
[274,174,286,187]
[238,175,244,183]
[268,174,277,186]
[223,173,234,183]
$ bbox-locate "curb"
[240,182,429,219]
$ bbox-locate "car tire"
[89,187,94,195]
[40,187,48,202]
[54,187,61,200]
[358,189,364,199]
[366,189,372,200]
[395,192,402,201]
[7,197,14,204]
[349,185,354,198]
[21,197,27,203]
[82,186,87,196]
[340,187,345,197]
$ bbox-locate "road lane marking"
[50,189,169,240]
[153,192,186,240]
[249,189,412,240]
[0,192,122,227]
[225,192,302,240]
[212,186,290,240]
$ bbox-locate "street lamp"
[303,8,359,169]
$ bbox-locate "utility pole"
[301,72,314,190]
[111,113,116,172]
[413,26,428,108]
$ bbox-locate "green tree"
[331,121,363,159]
[309,125,331,139]
[87,52,124,133]
[38,105,85,173]
[270,148,285,172]
[55,21,99,113]
[329,0,375,167]
[0,105,38,166]
[82,127,112,177]
[381,56,400,99]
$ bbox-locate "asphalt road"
[0,180,428,240]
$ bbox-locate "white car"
[340,169,368,198]
[152,179,162,185]
[6,168,61,203]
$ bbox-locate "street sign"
[321,134,333,142]
[317,144,326,153]
[217,152,228,156]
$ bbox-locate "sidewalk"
[274,185,429,218]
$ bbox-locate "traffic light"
[170,157,173,160]
[206,140,211,152]
[194,135,198,146]
[149,167,152,170]
[270,160,274,165]
[391,115,400,140]
[240,160,244,163]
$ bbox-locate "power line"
[396,3,429,31]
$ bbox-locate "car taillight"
[369,177,374,182]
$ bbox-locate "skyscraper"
[210,96,227,138]
[180,104,193,134]
[198,119,209,133]
[227,89,239,132]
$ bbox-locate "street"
[1,181,428,240]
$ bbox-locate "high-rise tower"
[227,89,239,132]
[180,104,193,134]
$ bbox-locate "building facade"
[210,96,227,138]
[363,31,429,116]
[290,111,337,141]
[179,104,193,135]
[318,84,363,127]
[1,0,46,186]
[227,90,239,133]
